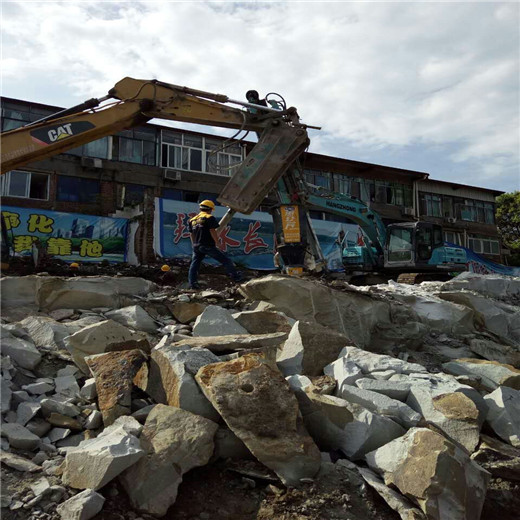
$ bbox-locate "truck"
[0,77,467,282]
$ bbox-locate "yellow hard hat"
[161,264,171,272]
[70,262,79,268]
[199,200,215,211]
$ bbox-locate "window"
[420,193,442,217]
[1,102,56,131]
[67,137,110,159]
[304,169,331,190]
[161,132,241,176]
[1,171,49,199]
[456,200,495,224]
[387,228,413,262]
[444,231,463,245]
[124,184,146,206]
[162,188,183,200]
[57,176,100,203]
[115,127,156,165]
[468,235,500,255]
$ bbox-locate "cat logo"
[30,121,95,146]
[48,124,74,142]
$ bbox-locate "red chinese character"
[173,213,197,244]
[216,226,241,252]
[243,221,268,254]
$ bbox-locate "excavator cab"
[384,221,466,272]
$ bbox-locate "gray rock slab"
[40,398,80,418]
[1,335,41,370]
[80,378,97,401]
[48,428,71,443]
[443,359,520,391]
[1,378,12,413]
[484,386,520,447]
[54,375,80,397]
[173,332,287,352]
[192,305,248,337]
[105,305,158,334]
[469,338,520,368]
[56,488,105,520]
[16,401,41,426]
[119,404,218,517]
[196,353,321,487]
[366,427,490,520]
[23,381,54,395]
[336,384,422,429]
[62,431,144,490]
[355,378,411,401]
[0,450,41,472]
[1,423,41,450]
[19,315,71,351]
[232,310,294,334]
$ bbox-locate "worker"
[187,200,241,289]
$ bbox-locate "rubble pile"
[0,271,519,520]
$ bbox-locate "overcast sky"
[2,1,519,193]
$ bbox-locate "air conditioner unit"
[163,169,181,182]
[402,207,414,216]
[81,157,103,169]
[447,217,457,224]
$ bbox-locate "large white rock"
[484,386,520,447]
[366,427,490,520]
[298,391,405,460]
[1,275,156,310]
[62,431,144,490]
[19,316,71,351]
[56,488,105,520]
[335,384,422,429]
[105,305,158,334]
[323,358,364,392]
[443,359,520,392]
[277,321,350,377]
[355,378,411,401]
[439,291,520,345]
[441,272,520,301]
[406,387,481,452]
[143,344,220,422]
[0,331,41,370]
[334,346,428,375]
[192,305,248,337]
[63,319,148,374]
[119,404,218,517]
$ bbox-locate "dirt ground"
[93,459,400,520]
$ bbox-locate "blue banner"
[154,199,359,271]
[2,206,128,263]
[445,243,520,277]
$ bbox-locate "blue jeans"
[188,245,240,286]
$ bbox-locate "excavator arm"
[1,77,310,216]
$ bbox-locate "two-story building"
[0,96,505,264]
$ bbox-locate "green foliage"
[496,191,520,265]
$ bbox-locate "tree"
[496,191,520,266]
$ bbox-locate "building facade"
[1,97,505,263]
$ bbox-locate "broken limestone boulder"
[468,338,520,368]
[119,404,218,517]
[19,315,71,351]
[173,332,287,352]
[443,359,520,391]
[439,291,520,344]
[168,301,206,324]
[232,310,294,334]
[143,344,220,422]
[1,423,41,451]
[105,305,158,334]
[56,489,105,520]
[85,349,147,426]
[0,329,41,370]
[196,352,321,486]
[406,388,481,452]
[484,386,520,447]
[62,429,144,490]
[239,275,391,349]
[471,434,520,480]
[355,378,411,401]
[64,319,149,374]
[297,390,405,460]
[441,272,520,302]
[192,305,248,337]
[366,427,490,520]
[37,276,156,311]
[277,320,350,377]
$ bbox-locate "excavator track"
[397,272,454,285]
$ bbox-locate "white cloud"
[1,0,519,191]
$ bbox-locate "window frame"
[1,170,50,200]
